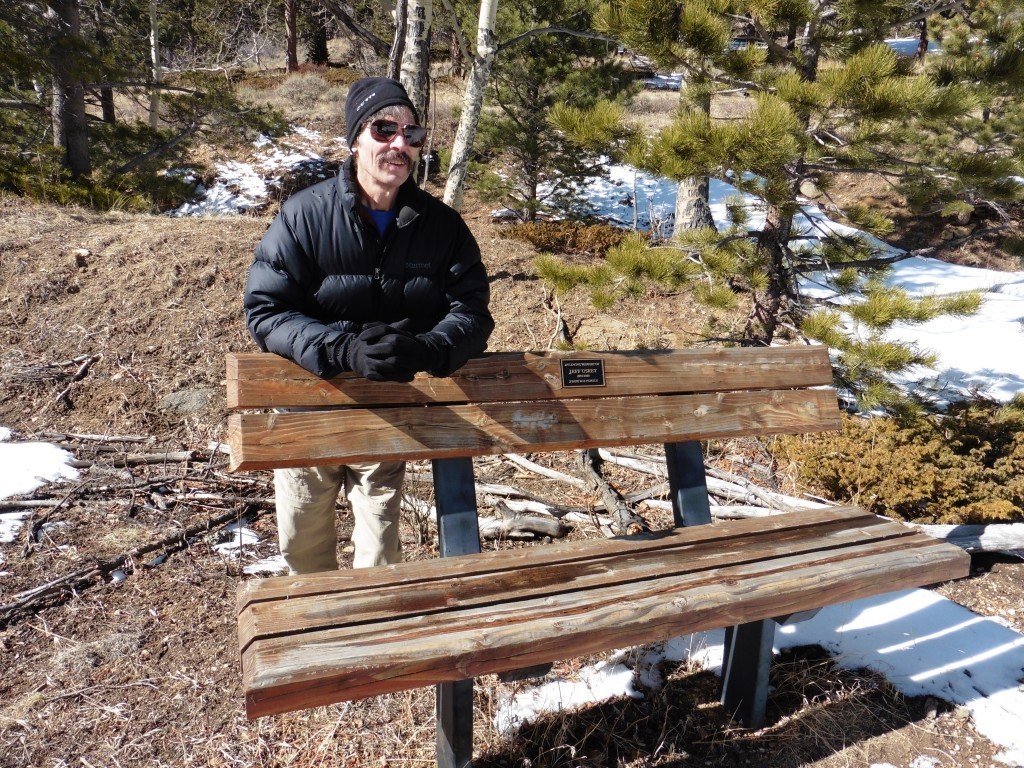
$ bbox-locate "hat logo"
[355,92,377,112]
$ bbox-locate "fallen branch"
[479,500,571,540]
[0,503,268,627]
[542,288,573,349]
[24,482,88,555]
[505,453,590,490]
[38,431,156,444]
[579,449,648,535]
[909,522,1024,555]
[641,499,786,519]
[41,354,101,411]
[0,500,61,510]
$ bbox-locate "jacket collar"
[337,156,422,228]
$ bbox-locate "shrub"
[272,73,334,110]
[771,398,1024,524]
[502,220,628,256]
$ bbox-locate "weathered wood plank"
[240,536,969,718]
[228,389,842,471]
[237,506,872,612]
[226,347,835,409]
[237,513,924,653]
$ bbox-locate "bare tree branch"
[316,0,391,57]
[496,26,617,53]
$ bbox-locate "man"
[243,77,493,574]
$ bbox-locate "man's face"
[352,106,422,196]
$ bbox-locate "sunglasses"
[368,119,427,148]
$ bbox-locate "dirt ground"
[2,124,1023,767]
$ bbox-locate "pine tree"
[1,0,285,204]
[544,0,1022,411]
[472,0,634,221]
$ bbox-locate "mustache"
[378,151,411,167]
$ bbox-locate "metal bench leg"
[665,441,773,729]
[720,620,774,729]
[665,441,712,526]
[433,458,480,768]
[437,679,474,768]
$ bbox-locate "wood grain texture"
[228,388,842,471]
[237,512,919,654]
[226,347,835,409]
[238,510,969,718]
[236,506,870,612]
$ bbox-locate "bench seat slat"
[228,388,842,471]
[238,509,916,651]
[237,506,870,610]
[226,347,835,409]
[240,519,968,718]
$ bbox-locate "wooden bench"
[227,346,970,768]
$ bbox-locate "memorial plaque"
[560,359,606,388]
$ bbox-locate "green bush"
[771,398,1024,524]
[502,220,628,256]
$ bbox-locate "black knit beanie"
[344,77,419,149]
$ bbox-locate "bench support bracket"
[433,457,480,768]
[665,439,774,729]
[720,620,774,729]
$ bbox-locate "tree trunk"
[388,0,407,80]
[92,5,116,123]
[149,0,160,129]
[438,0,470,78]
[672,84,716,233]
[400,0,432,123]
[284,0,299,72]
[305,6,330,65]
[449,27,464,77]
[442,0,498,211]
[99,87,115,123]
[916,19,928,61]
[674,176,715,232]
[746,200,795,345]
[48,0,90,177]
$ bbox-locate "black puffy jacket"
[244,158,493,378]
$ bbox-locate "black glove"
[343,325,422,382]
[415,334,450,376]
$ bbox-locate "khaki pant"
[274,461,406,573]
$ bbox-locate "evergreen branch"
[797,225,1009,273]
[725,13,796,63]
[113,123,201,175]
[0,99,48,114]
[497,27,618,53]
[708,71,770,94]
[896,1,966,27]
[90,82,207,98]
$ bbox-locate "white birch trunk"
[149,0,160,130]
[400,0,432,122]
[442,0,498,211]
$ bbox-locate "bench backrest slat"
[226,347,834,409]
[227,388,841,471]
